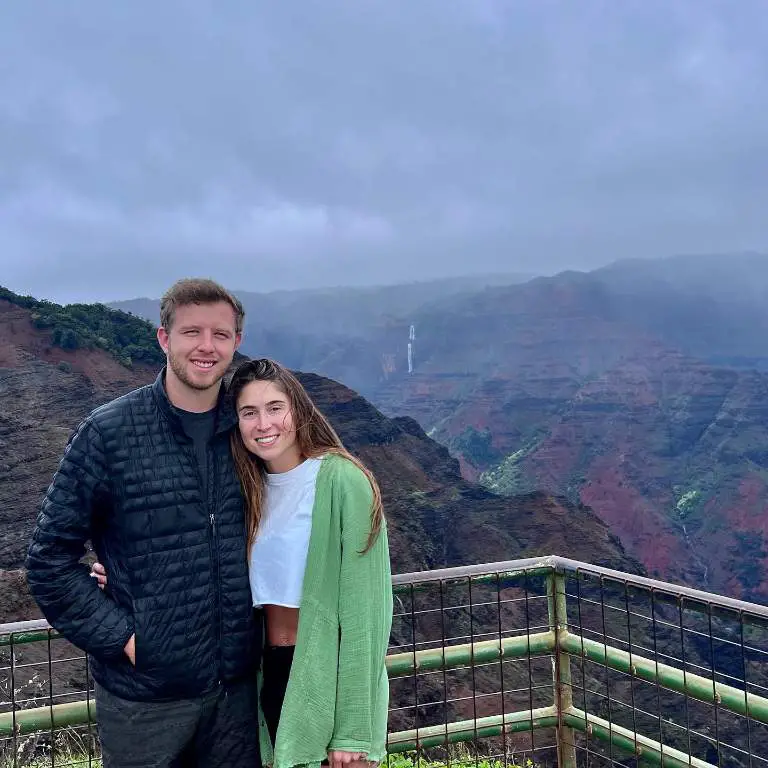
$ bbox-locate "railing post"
[547,570,577,768]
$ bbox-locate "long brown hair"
[229,358,383,555]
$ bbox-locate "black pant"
[95,679,260,768]
[260,644,295,747]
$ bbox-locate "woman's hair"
[228,358,383,555]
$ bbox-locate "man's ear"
[157,326,170,354]
[234,332,242,351]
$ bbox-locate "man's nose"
[196,331,215,351]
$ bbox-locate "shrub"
[1,286,164,368]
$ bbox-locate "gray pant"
[94,680,260,768]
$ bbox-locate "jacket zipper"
[208,446,224,688]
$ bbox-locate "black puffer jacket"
[26,370,258,702]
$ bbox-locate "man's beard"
[168,349,224,391]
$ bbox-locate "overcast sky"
[1,1,767,303]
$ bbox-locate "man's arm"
[26,417,134,661]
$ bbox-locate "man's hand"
[93,563,133,665]
[327,751,372,768]
[90,561,107,589]
[124,634,136,666]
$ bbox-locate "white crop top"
[248,456,324,608]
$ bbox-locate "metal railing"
[2,555,767,767]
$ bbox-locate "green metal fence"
[2,555,767,767]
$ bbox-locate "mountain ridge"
[368,257,768,600]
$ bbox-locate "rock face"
[0,298,156,570]
[0,295,640,621]
[518,351,768,600]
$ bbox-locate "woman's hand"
[90,561,108,589]
[327,751,373,768]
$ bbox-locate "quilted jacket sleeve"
[26,417,135,661]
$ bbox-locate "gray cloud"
[1,1,767,302]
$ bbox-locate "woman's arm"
[328,465,393,762]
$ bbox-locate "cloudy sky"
[1,1,767,303]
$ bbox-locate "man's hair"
[160,278,245,334]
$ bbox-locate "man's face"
[157,301,241,394]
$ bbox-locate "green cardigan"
[260,454,393,768]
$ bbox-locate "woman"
[93,358,392,768]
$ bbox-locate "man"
[26,278,260,767]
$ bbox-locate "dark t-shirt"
[176,407,217,501]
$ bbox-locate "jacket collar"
[151,367,238,436]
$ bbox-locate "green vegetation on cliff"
[479,443,538,496]
[0,286,163,367]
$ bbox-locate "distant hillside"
[591,252,768,369]
[362,258,768,601]
[0,285,163,367]
[0,289,639,620]
[598,252,768,303]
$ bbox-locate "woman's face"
[236,379,301,473]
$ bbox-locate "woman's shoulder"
[319,453,372,492]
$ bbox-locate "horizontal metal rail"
[0,699,95,737]
[392,555,768,620]
[391,566,554,596]
[563,707,716,768]
[386,704,720,767]
[386,631,555,678]
[560,631,768,725]
[387,706,558,752]
[0,618,54,647]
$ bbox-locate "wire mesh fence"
[1,557,767,768]
[0,622,98,767]
[385,557,768,768]
[386,567,559,768]
[563,565,768,768]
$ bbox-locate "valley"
[109,253,768,603]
